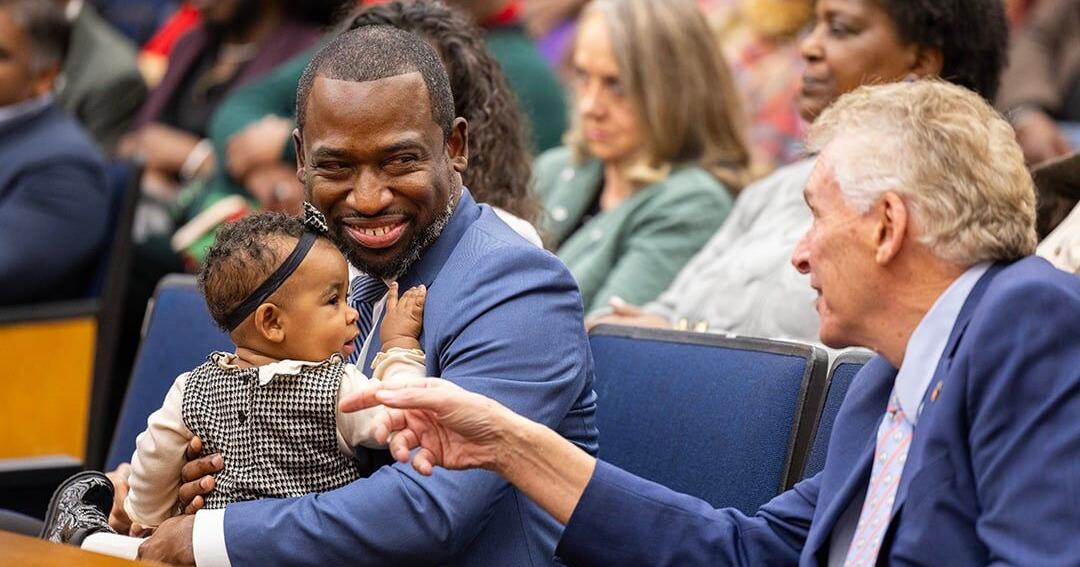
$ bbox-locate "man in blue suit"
[0,0,108,305]
[338,80,1080,567]
[137,25,598,566]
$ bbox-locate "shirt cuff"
[193,509,232,567]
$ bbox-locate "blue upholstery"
[105,275,231,470]
[802,350,873,479]
[588,325,828,514]
[88,160,139,297]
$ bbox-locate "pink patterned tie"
[843,392,912,566]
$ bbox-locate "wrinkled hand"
[137,514,195,565]
[117,123,203,174]
[585,296,670,331]
[379,282,426,351]
[227,115,294,181]
[178,436,222,515]
[339,378,511,475]
[243,162,304,214]
[1014,109,1073,165]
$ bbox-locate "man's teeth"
[357,226,395,237]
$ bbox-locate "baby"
[123,211,428,529]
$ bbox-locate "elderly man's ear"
[873,192,909,265]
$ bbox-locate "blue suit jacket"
[224,189,600,565]
[558,257,1080,566]
[0,103,108,305]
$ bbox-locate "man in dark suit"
[0,0,108,305]
[131,25,599,566]
[338,80,1080,566]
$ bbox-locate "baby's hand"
[380,282,425,351]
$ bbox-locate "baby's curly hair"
[198,212,322,331]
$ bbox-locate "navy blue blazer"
[558,257,1080,566]
[223,189,600,565]
[0,103,108,305]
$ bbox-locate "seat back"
[802,349,874,479]
[588,325,828,514]
[0,301,97,459]
[84,160,143,469]
[105,275,231,469]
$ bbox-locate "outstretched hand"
[339,377,510,475]
[342,378,597,526]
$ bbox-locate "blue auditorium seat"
[802,350,873,480]
[105,275,231,470]
[588,325,828,514]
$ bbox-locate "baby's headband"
[222,203,331,331]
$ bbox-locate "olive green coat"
[534,147,734,314]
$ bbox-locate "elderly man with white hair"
[340,80,1080,567]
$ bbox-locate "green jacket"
[58,4,147,152]
[535,147,734,314]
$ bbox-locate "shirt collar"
[66,0,85,21]
[894,262,991,423]
[0,94,53,129]
[212,351,343,386]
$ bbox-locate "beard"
[325,195,455,281]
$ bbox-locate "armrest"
[0,455,83,520]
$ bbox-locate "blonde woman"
[534,0,752,314]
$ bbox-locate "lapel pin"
[930,381,943,402]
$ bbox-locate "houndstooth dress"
[181,353,364,509]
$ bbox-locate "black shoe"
[40,471,115,545]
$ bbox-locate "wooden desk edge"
[0,531,168,566]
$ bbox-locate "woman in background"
[591,0,1010,345]
[534,0,752,315]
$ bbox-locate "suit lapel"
[545,159,603,245]
[804,357,896,561]
[886,263,1006,517]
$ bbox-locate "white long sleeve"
[335,347,426,451]
[123,372,193,529]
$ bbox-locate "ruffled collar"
[209,352,343,386]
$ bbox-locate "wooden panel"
[0,531,166,566]
[0,317,96,459]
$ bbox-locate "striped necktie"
[348,274,388,364]
[843,391,913,566]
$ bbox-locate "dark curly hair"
[198,212,329,331]
[342,0,540,223]
[880,0,1009,100]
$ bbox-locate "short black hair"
[880,0,1008,100]
[0,0,70,71]
[342,0,540,223]
[296,25,455,139]
[198,212,327,331]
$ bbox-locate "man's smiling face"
[297,72,467,280]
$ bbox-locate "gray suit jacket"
[58,4,147,152]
